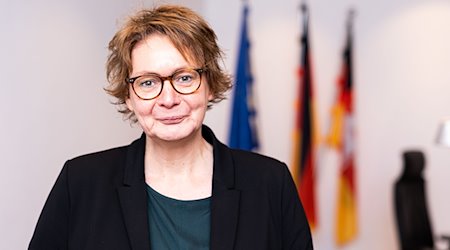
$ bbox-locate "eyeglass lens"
[131,69,202,100]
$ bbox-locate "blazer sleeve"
[29,162,70,250]
[280,164,314,250]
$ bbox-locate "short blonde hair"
[105,5,232,121]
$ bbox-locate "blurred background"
[1,0,449,249]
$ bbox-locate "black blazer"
[29,125,313,250]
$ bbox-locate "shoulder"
[204,125,294,189]
[203,124,291,187]
[61,135,145,186]
[56,147,126,190]
[68,145,128,163]
[229,148,291,187]
[65,145,128,171]
[230,148,286,171]
[61,138,140,184]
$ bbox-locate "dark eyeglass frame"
[126,68,205,100]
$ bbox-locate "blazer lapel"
[203,126,241,250]
[117,134,151,250]
[210,189,240,250]
[117,184,150,250]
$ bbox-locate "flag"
[327,11,357,245]
[228,4,259,151]
[291,5,317,230]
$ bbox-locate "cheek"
[126,95,154,117]
[135,101,153,116]
[198,91,212,107]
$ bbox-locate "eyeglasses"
[126,68,204,100]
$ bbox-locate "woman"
[29,5,313,250]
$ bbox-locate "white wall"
[2,0,450,249]
[0,0,201,249]
[205,1,450,250]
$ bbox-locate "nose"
[156,80,180,108]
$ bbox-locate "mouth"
[157,115,186,125]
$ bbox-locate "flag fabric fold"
[291,6,318,230]
[327,14,358,245]
[228,4,259,151]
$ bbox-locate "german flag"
[291,4,317,230]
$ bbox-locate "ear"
[206,84,214,101]
[208,92,214,101]
[125,97,134,112]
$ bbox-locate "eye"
[174,72,196,85]
[140,80,156,87]
[178,75,193,82]
[137,76,160,88]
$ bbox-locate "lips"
[157,115,186,124]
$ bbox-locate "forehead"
[131,34,197,69]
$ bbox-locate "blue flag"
[228,4,259,151]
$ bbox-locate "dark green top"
[146,185,211,250]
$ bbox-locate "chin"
[149,123,201,142]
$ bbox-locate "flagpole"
[345,8,355,90]
[347,8,355,38]
[300,3,309,33]
[347,8,355,29]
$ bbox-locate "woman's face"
[126,34,212,143]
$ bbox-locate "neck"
[143,129,214,200]
[144,129,212,177]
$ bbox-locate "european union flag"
[228,4,259,151]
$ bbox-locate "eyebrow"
[130,66,194,78]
